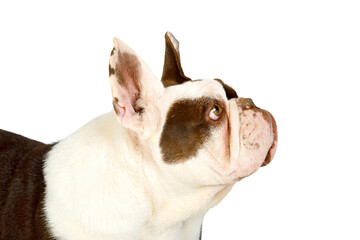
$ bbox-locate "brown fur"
[160,97,226,163]
[0,129,55,239]
[109,64,115,76]
[160,32,239,104]
[161,33,191,87]
[115,52,141,86]
[214,78,238,100]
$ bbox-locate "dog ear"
[109,37,163,132]
[161,32,191,87]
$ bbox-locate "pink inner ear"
[124,76,140,111]
[115,103,126,119]
[115,51,142,113]
[114,84,138,122]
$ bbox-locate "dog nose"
[237,98,256,110]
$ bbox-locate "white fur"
[43,35,275,239]
[44,112,232,240]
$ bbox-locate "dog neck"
[44,112,232,239]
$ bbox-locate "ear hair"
[161,32,191,87]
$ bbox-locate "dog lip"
[261,110,278,167]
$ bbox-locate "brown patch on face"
[214,78,238,100]
[160,97,226,163]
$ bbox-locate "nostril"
[238,98,256,110]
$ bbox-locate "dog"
[0,32,277,240]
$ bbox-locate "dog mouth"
[261,110,277,167]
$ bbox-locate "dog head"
[108,32,277,186]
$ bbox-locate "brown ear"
[161,32,191,87]
[214,78,239,100]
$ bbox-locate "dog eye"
[209,103,223,120]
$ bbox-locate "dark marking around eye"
[160,97,224,164]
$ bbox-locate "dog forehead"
[157,79,228,127]
[161,79,227,106]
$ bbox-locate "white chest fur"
[43,113,229,240]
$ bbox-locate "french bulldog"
[0,32,277,240]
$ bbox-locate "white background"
[1,0,359,239]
